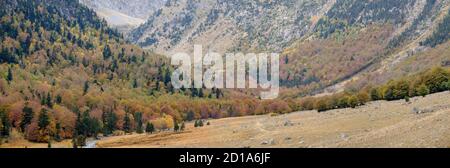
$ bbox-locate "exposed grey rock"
[284,120,294,127]
[413,107,437,114]
[340,133,349,140]
[262,138,275,145]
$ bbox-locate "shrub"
[393,80,410,100]
[112,130,125,136]
[337,96,350,108]
[356,91,370,105]
[347,95,359,108]
[370,88,382,101]
[416,84,430,97]
[422,67,450,93]
[314,99,329,112]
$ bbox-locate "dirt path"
[96,91,450,148]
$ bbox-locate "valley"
[0,0,449,148]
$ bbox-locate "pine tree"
[73,112,86,147]
[191,88,198,97]
[123,112,132,134]
[75,112,84,136]
[174,120,179,132]
[20,104,34,132]
[46,92,53,107]
[0,118,3,138]
[38,109,50,130]
[6,67,13,83]
[132,78,138,88]
[199,88,204,98]
[103,45,112,60]
[55,95,62,104]
[135,112,144,134]
[55,122,62,141]
[102,111,117,136]
[164,69,171,86]
[40,94,46,106]
[83,81,89,95]
[145,122,155,134]
[186,110,195,121]
[0,106,10,137]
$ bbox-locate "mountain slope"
[79,0,167,32]
[282,0,450,95]
[128,0,336,54]
[126,0,449,96]
[1,0,297,144]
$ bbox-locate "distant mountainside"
[127,0,336,54]
[79,0,167,32]
[125,0,450,96]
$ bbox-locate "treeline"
[389,0,437,49]
[296,67,450,112]
[316,0,413,38]
[421,9,450,47]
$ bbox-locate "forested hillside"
[0,0,300,146]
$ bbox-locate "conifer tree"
[135,112,144,134]
[0,107,10,137]
[46,92,53,107]
[21,104,34,131]
[145,122,155,134]
[123,112,132,134]
[83,81,89,95]
[174,120,179,132]
[103,45,112,60]
[6,67,13,83]
[102,111,117,136]
[55,95,62,104]
[38,109,50,130]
